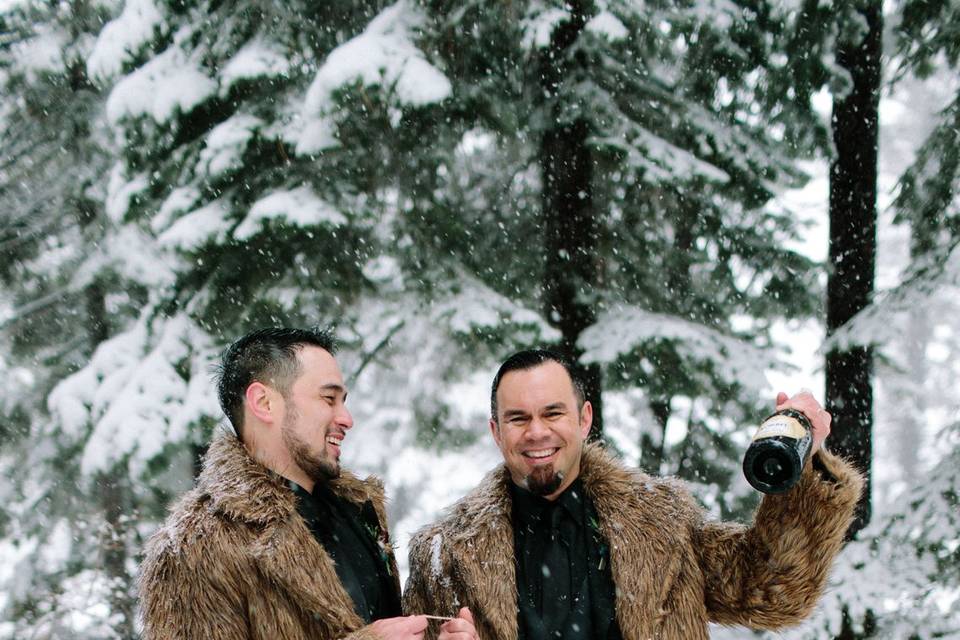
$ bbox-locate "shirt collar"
[510,477,585,526]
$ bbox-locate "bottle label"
[752,414,809,441]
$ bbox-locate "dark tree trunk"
[826,0,882,538]
[538,1,604,439]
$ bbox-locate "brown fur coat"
[404,443,863,640]
[138,432,399,639]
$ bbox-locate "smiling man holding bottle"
[404,348,863,640]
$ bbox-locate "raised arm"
[695,448,863,629]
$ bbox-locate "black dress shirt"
[511,478,622,640]
[292,480,401,623]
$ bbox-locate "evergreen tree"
[410,0,826,514]
[1,1,851,635]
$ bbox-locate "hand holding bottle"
[774,390,832,455]
[743,390,832,494]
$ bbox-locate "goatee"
[525,467,564,497]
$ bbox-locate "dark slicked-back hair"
[490,348,585,422]
[216,327,336,437]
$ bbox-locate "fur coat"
[404,443,863,640]
[138,432,399,639]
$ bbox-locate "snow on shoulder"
[234,186,346,240]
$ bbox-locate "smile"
[325,435,343,453]
[522,448,559,460]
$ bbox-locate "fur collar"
[199,430,387,526]
[194,431,396,635]
[436,441,690,639]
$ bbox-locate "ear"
[489,418,502,448]
[245,381,278,425]
[579,400,593,440]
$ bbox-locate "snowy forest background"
[1,0,958,638]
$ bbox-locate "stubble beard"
[282,406,340,483]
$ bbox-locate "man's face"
[279,345,353,483]
[490,361,592,500]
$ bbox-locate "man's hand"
[368,615,428,639]
[775,390,831,454]
[438,607,478,640]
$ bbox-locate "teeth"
[525,448,557,459]
[326,437,341,445]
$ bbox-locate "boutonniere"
[363,521,394,577]
[589,515,609,571]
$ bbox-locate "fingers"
[774,389,831,454]
[370,615,429,638]
[439,609,478,640]
[407,615,428,634]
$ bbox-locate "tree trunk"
[826,0,882,538]
[539,1,604,439]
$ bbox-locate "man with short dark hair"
[139,327,476,640]
[404,348,864,640]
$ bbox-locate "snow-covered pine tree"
[0,1,158,635]
[739,2,960,638]
[2,1,555,633]
[395,0,830,517]
[1,1,855,636]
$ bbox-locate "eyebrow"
[542,402,567,412]
[502,409,530,420]
[319,383,346,395]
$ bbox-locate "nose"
[524,417,550,440]
[336,404,354,430]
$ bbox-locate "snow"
[520,6,569,50]
[71,225,178,290]
[4,1,960,636]
[158,199,232,251]
[38,520,72,574]
[293,115,340,156]
[362,255,404,291]
[86,0,165,82]
[105,164,148,222]
[65,315,218,478]
[586,11,629,41]
[594,122,731,184]
[429,533,444,579]
[579,305,771,394]
[303,0,451,117]
[234,186,347,240]
[219,38,290,95]
[433,274,560,339]
[151,185,201,233]
[198,114,263,178]
[105,33,216,125]
[11,24,66,80]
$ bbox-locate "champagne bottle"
[742,408,813,494]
